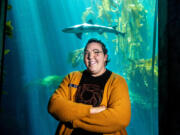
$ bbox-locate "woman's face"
[84,42,107,77]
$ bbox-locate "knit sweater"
[48,71,131,135]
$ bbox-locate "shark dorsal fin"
[87,19,93,24]
[76,33,82,39]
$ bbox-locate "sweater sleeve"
[72,76,131,133]
[48,73,92,122]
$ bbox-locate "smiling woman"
[84,40,107,77]
[48,38,131,135]
[0,0,158,135]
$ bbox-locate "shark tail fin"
[117,31,126,36]
[112,25,125,36]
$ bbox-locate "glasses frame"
[84,49,103,57]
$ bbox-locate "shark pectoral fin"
[98,29,104,35]
[76,33,82,39]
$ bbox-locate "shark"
[62,20,125,39]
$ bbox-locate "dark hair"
[84,38,110,65]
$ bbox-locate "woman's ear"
[104,54,108,64]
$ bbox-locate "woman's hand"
[90,106,107,114]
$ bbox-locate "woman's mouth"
[89,61,96,66]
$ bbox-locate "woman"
[48,38,131,135]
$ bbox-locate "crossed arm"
[48,74,131,133]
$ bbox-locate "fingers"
[90,106,107,114]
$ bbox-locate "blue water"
[1,0,158,135]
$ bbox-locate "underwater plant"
[82,7,95,23]
[5,20,13,38]
[71,0,152,64]
[39,75,64,88]
[4,4,13,56]
[68,48,84,68]
[24,75,65,91]
[4,49,10,55]
[5,4,13,38]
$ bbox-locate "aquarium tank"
[0,0,158,135]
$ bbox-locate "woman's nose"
[88,52,94,59]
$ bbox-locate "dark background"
[159,0,180,135]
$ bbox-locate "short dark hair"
[84,38,110,65]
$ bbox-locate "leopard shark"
[62,20,125,39]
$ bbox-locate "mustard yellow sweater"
[48,71,131,135]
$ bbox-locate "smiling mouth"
[89,61,96,66]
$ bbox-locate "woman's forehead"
[86,42,102,50]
